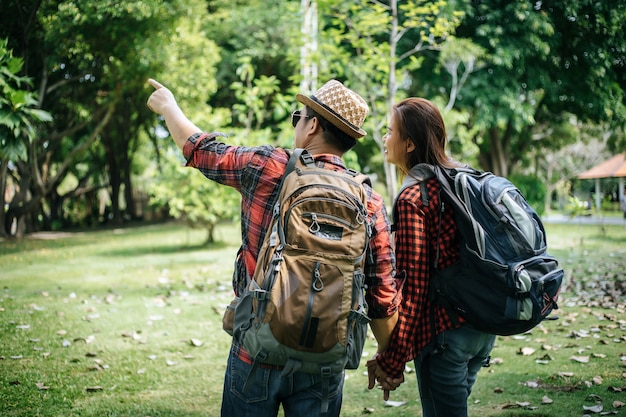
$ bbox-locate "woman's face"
[383,116,413,172]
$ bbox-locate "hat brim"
[296,93,367,139]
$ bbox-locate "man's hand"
[146,79,177,116]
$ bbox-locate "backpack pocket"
[504,256,563,324]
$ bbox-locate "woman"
[367,98,496,416]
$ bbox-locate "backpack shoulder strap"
[391,164,436,231]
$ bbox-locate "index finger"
[148,78,164,90]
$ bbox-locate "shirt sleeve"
[363,190,400,320]
[376,188,430,378]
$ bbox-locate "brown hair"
[392,98,455,171]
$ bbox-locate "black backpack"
[394,164,563,336]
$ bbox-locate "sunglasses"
[291,110,313,128]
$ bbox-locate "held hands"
[146,79,177,116]
[366,355,404,401]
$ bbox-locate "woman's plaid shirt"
[377,178,464,378]
[182,132,400,320]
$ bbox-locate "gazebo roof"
[578,153,626,179]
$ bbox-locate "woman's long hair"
[392,98,456,173]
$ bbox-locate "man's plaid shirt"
[182,132,400,320]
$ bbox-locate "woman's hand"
[366,355,405,401]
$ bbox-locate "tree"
[148,149,239,243]
[318,0,462,202]
[0,0,210,236]
[447,0,626,177]
[0,38,52,237]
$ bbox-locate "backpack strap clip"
[299,150,315,166]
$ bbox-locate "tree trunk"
[0,160,8,238]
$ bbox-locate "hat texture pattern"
[297,79,368,138]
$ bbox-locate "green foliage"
[509,174,547,215]
[446,0,626,176]
[147,149,240,243]
[0,38,51,161]
[564,196,592,218]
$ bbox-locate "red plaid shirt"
[376,178,464,378]
[183,132,399,319]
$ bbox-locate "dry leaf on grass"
[383,400,407,407]
[582,404,603,413]
[541,396,553,404]
[518,347,535,356]
[35,382,49,390]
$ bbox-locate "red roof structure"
[578,153,626,179]
[577,153,626,213]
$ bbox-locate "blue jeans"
[415,326,496,417]
[220,344,344,417]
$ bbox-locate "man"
[147,78,399,416]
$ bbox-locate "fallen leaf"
[613,401,625,408]
[571,355,590,363]
[523,380,540,388]
[190,338,203,347]
[85,386,104,392]
[582,404,603,413]
[542,396,553,404]
[518,347,535,356]
[592,375,603,385]
[35,382,49,390]
[383,400,406,407]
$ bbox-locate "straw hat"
[296,79,368,138]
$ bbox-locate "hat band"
[310,95,362,132]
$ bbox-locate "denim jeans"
[220,344,344,417]
[415,326,496,417]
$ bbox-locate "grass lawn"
[1,220,626,416]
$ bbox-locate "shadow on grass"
[101,240,230,257]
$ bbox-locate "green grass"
[1,221,626,416]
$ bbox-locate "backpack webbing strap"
[320,366,332,414]
[281,358,303,377]
[430,174,461,334]
[242,349,269,393]
[275,148,308,247]
[391,166,434,231]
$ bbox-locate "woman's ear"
[406,139,416,153]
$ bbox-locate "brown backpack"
[231,148,372,412]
